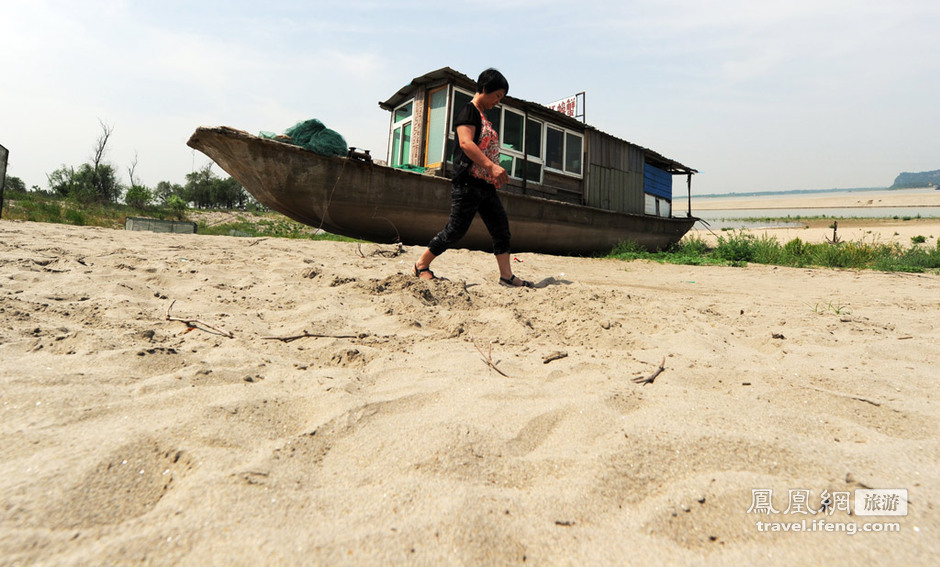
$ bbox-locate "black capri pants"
[427,177,511,256]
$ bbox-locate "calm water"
[691,206,940,229]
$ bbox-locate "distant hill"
[891,169,940,189]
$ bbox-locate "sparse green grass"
[608,230,940,274]
[807,300,850,315]
[1,188,358,241]
[3,189,173,228]
[609,235,732,267]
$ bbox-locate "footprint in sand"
[39,437,192,529]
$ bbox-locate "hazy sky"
[2,0,938,195]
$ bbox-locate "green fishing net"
[393,164,426,173]
[260,119,348,157]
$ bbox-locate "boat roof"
[379,67,697,176]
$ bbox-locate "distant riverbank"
[689,187,940,211]
[684,187,940,248]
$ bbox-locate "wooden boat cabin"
[379,67,697,219]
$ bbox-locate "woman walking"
[413,68,532,288]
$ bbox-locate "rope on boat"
[313,157,350,236]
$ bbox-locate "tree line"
[3,120,255,213]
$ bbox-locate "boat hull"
[187,127,697,255]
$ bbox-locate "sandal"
[414,263,436,280]
[499,274,533,288]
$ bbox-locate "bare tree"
[89,119,120,202]
[92,119,113,172]
[127,151,139,188]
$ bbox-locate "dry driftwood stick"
[473,339,509,377]
[261,331,360,343]
[632,357,666,385]
[543,351,568,364]
[165,300,234,338]
[357,241,403,258]
[375,241,404,258]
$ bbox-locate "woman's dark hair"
[476,68,509,95]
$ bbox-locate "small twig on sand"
[543,351,568,364]
[379,241,404,258]
[358,241,404,258]
[262,331,361,343]
[473,339,509,377]
[165,300,234,338]
[632,357,666,385]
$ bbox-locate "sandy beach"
[1,219,937,565]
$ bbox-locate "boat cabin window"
[502,109,524,152]
[394,101,413,123]
[565,132,582,175]
[546,127,563,170]
[425,87,448,167]
[511,156,542,183]
[498,112,545,184]
[522,117,544,183]
[498,107,526,182]
[526,118,542,160]
[390,100,414,167]
[545,125,583,177]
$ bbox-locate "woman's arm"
[456,124,509,188]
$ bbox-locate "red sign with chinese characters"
[547,96,578,117]
[546,92,584,122]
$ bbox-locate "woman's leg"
[477,189,511,257]
[495,252,513,280]
[418,183,481,277]
[478,191,529,286]
[414,248,437,279]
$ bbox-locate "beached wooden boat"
[187,68,699,255]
